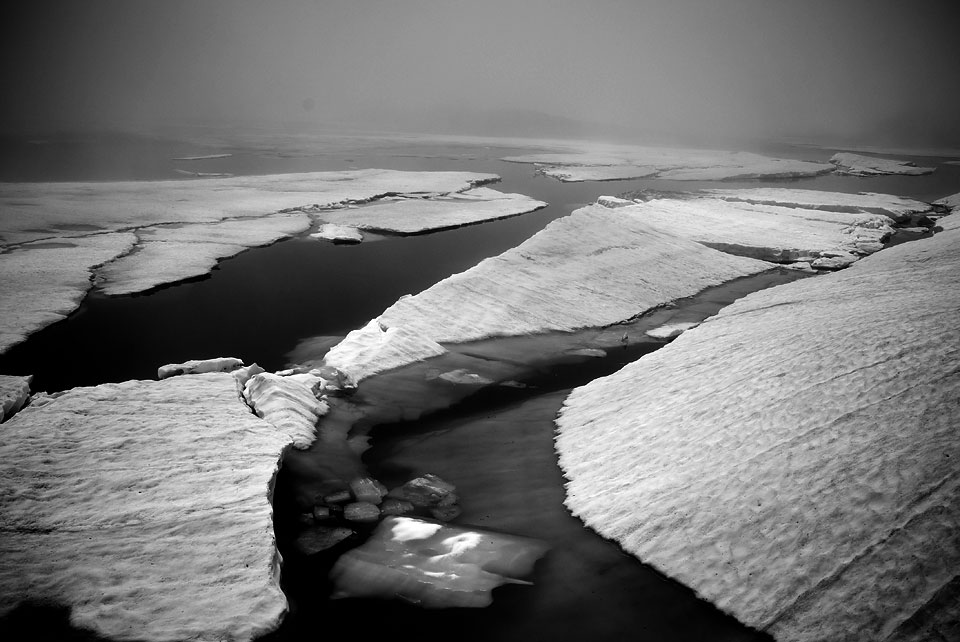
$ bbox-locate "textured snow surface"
[830,152,935,176]
[0,170,496,246]
[0,373,293,641]
[555,217,960,642]
[0,170,501,353]
[935,191,960,213]
[503,146,833,182]
[0,232,136,353]
[0,374,31,422]
[96,213,310,295]
[705,187,932,222]
[243,372,329,449]
[625,197,895,262]
[317,187,546,234]
[325,206,772,380]
[324,319,448,382]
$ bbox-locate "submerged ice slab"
[555,216,960,642]
[329,516,548,608]
[315,187,546,235]
[325,206,772,381]
[0,373,294,641]
[0,232,136,354]
[830,152,935,176]
[503,145,833,182]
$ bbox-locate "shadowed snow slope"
[503,146,833,182]
[0,374,31,422]
[326,205,773,380]
[0,373,294,641]
[830,152,935,176]
[316,187,546,234]
[555,216,960,642]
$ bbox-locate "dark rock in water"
[329,516,549,608]
[312,506,335,522]
[349,476,388,505]
[296,526,355,555]
[429,505,462,522]
[323,490,353,505]
[344,502,381,523]
[297,512,316,526]
[380,498,415,516]
[387,474,457,508]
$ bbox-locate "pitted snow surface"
[0,373,294,641]
[326,205,772,380]
[555,216,960,642]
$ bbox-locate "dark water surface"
[2,132,958,641]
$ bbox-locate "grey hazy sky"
[5,0,958,144]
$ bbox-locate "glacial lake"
[2,132,958,641]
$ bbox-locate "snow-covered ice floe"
[324,205,774,381]
[0,233,136,354]
[310,223,364,244]
[0,170,529,354]
[555,213,960,642]
[0,373,297,641]
[830,152,936,176]
[620,196,895,263]
[315,187,546,235]
[502,145,834,182]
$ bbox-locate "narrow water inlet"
[265,267,816,641]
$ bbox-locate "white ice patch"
[391,517,443,542]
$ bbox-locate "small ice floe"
[171,154,233,161]
[310,223,363,244]
[329,516,548,608]
[596,195,636,208]
[645,322,699,340]
[157,356,245,379]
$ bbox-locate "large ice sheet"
[0,233,136,353]
[830,152,935,176]
[0,373,296,641]
[503,145,833,182]
[325,206,773,381]
[0,170,497,246]
[555,217,960,642]
[317,187,546,234]
[0,170,505,353]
